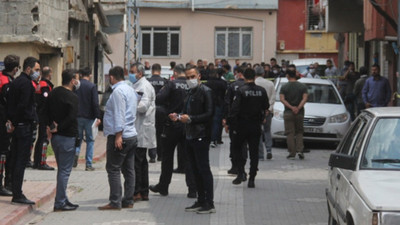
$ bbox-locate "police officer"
[0,55,20,196]
[147,63,168,163]
[149,64,196,198]
[228,68,269,188]
[223,66,246,175]
[7,57,40,204]
[33,67,54,170]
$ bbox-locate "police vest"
[34,80,52,94]
[0,72,11,92]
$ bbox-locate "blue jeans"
[211,106,223,142]
[76,117,95,167]
[52,135,75,208]
[259,113,273,158]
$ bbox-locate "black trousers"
[11,124,33,198]
[229,129,248,170]
[158,125,196,191]
[148,123,164,160]
[232,121,261,179]
[0,114,12,187]
[134,147,149,196]
[186,137,213,205]
[33,122,48,167]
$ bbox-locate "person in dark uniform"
[147,63,168,163]
[33,67,54,170]
[228,68,269,188]
[0,55,19,196]
[223,66,246,175]
[149,64,197,198]
[7,57,40,205]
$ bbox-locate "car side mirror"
[329,153,356,170]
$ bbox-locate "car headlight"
[273,110,284,120]
[329,113,348,123]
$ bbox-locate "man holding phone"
[99,66,138,210]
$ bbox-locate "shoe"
[85,166,95,171]
[242,173,247,182]
[73,155,78,168]
[217,140,224,144]
[98,203,121,210]
[54,204,78,212]
[187,191,197,198]
[133,193,142,202]
[38,164,55,170]
[227,167,238,175]
[149,158,156,163]
[173,168,185,174]
[149,184,168,196]
[26,161,33,168]
[232,174,243,185]
[210,142,217,148]
[66,200,79,208]
[141,195,149,201]
[11,195,35,205]
[196,203,216,214]
[0,186,12,196]
[248,179,255,188]
[185,201,203,212]
[267,153,272,160]
[122,203,134,208]
[298,153,305,160]
[286,154,295,160]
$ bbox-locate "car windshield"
[361,118,400,170]
[276,83,341,104]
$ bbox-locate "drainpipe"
[194,10,267,62]
[192,0,194,12]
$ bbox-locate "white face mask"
[273,70,278,74]
[186,78,198,89]
[73,79,81,91]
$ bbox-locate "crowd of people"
[0,54,392,215]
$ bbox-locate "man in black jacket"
[74,67,101,170]
[0,54,19,196]
[33,66,54,170]
[169,65,215,214]
[149,64,196,198]
[47,69,80,212]
[7,57,40,205]
[229,68,269,188]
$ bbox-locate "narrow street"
[18,135,332,225]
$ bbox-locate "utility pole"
[124,0,140,71]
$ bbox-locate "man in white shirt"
[254,66,276,160]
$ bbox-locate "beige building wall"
[107,8,277,68]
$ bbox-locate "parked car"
[327,107,400,225]
[271,77,350,145]
[144,66,174,80]
[291,58,334,76]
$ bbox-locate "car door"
[328,116,366,223]
[334,116,368,224]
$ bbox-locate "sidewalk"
[0,132,107,225]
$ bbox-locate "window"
[141,27,180,57]
[307,0,326,30]
[215,27,252,58]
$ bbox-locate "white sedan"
[271,77,351,144]
[327,107,400,225]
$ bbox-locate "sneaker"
[196,203,216,214]
[266,152,273,160]
[227,167,238,175]
[210,142,217,148]
[286,154,295,160]
[248,179,255,188]
[185,201,203,212]
[85,166,95,171]
[232,174,243,185]
[298,153,305,160]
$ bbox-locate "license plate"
[304,127,323,133]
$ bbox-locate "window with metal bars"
[141,27,180,57]
[215,27,252,58]
[307,0,326,30]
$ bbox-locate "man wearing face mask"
[170,65,215,214]
[6,57,40,204]
[0,55,20,196]
[305,64,321,79]
[129,63,156,202]
[271,65,281,78]
[74,67,101,171]
[46,69,80,211]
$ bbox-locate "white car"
[291,58,334,76]
[327,107,400,225]
[271,77,350,144]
